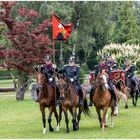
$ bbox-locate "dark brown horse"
[35,68,60,133]
[57,76,90,133]
[125,76,140,106]
[93,70,115,130]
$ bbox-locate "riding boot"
[79,90,83,106]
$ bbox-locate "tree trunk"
[16,73,32,101]
[10,72,17,89]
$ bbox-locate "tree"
[0,2,53,100]
[109,2,140,44]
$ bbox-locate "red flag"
[52,13,72,41]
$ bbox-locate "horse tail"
[83,98,91,117]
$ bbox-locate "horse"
[57,75,91,133]
[110,70,129,109]
[35,67,60,133]
[125,76,140,106]
[92,70,116,130]
[114,82,129,109]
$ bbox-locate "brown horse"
[93,70,115,130]
[35,68,60,133]
[57,76,90,133]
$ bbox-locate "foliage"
[0,69,16,79]
[98,43,140,67]
[0,2,53,74]
[79,68,84,84]
[109,2,140,44]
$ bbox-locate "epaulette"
[75,64,80,67]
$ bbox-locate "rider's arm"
[74,66,80,80]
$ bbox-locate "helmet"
[44,55,51,61]
[68,55,75,62]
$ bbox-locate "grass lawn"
[0,92,140,139]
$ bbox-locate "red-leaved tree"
[0,2,53,100]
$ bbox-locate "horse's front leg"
[40,105,46,134]
[63,107,69,133]
[102,107,108,130]
[96,108,102,128]
[54,107,60,131]
[72,107,78,131]
[48,107,54,132]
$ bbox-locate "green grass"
[0,93,140,139]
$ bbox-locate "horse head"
[97,70,109,90]
[35,66,47,90]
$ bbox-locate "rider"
[106,55,118,114]
[35,55,61,105]
[123,59,138,91]
[88,54,118,115]
[58,55,84,106]
[88,55,107,106]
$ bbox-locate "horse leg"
[72,107,78,131]
[131,90,135,106]
[110,106,115,128]
[77,106,83,130]
[58,105,62,128]
[135,90,139,107]
[48,107,54,132]
[122,93,128,109]
[102,107,108,130]
[54,107,60,131]
[40,105,46,134]
[96,108,102,128]
[63,107,69,133]
[105,111,108,127]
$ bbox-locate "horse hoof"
[66,129,69,133]
[49,127,54,132]
[56,126,60,131]
[73,128,78,131]
[110,124,114,128]
[105,125,108,128]
[125,105,128,109]
[43,128,47,134]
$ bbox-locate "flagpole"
[53,39,57,105]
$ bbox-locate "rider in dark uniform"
[36,55,61,105]
[58,55,83,106]
[123,59,138,91]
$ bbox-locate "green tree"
[109,2,140,44]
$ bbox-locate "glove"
[52,64,56,69]
[70,78,74,82]
[49,77,53,82]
